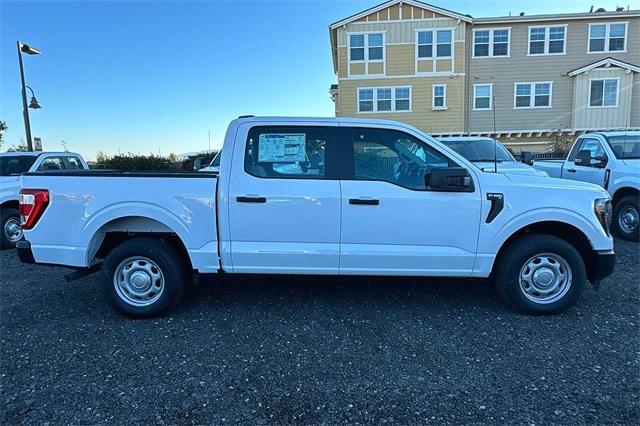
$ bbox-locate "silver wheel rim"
[113,256,165,307]
[519,253,572,304]
[4,217,23,243]
[618,206,639,234]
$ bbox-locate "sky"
[1,0,638,160]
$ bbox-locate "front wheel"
[1,208,23,250]
[612,195,639,242]
[495,235,586,315]
[100,238,186,318]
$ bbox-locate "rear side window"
[64,156,84,169]
[245,126,338,179]
[37,157,65,171]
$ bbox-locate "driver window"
[569,138,606,163]
[351,128,452,190]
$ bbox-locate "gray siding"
[468,16,640,132]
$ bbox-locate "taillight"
[19,189,50,230]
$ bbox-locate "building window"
[357,87,411,113]
[358,88,374,112]
[514,82,552,108]
[349,32,385,62]
[588,23,627,52]
[589,79,619,107]
[432,84,447,110]
[474,28,510,57]
[473,84,493,110]
[395,87,410,111]
[377,88,392,111]
[528,26,566,55]
[417,29,452,58]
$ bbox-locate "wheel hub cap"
[619,207,639,233]
[519,253,573,304]
[113,257,164,307]
[4,218,23,242]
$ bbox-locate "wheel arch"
[0,199,19,210]
[611,186,639,206]
[87,215,193,270]
[492,220,601,282]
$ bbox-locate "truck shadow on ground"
[180,273,508,315]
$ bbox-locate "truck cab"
[533,132,640,241]
[0,151,88,248]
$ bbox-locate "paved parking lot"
[1,240,638,424]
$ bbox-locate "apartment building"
[329,0,640,152]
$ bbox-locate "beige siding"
[632,74,640,127]
[572,68,635,128]
[386,44,415,75]
[336,77,466,133]
[468,17,640,132]
[354,5,449,23]
[337,19,465,46]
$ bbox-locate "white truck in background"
[17,117,615,317]
[533,132,640,241]
[0,151,88,248]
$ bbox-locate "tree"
[168,152,178,162]
[7,137,29,152]
[0,121,6,150]
[96,150,108,164]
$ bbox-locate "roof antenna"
[492,93,498,173]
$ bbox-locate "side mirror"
[574,150,591,166]
[193,157,204,171]
[521,151,534,166]
[426,167,474,192]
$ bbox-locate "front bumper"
[589,249,615,283]
[16,240,35,264]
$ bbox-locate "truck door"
[565,137,608,187]
[227,123,340,274]
[338,127,482,276]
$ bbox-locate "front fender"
[484,207,610,254]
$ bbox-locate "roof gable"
[329,0,472,29]
[568,57,640,76]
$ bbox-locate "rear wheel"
[100,238,186,318]
[1,208,23,250]
[495,234,586,315]
[612,195,639,242]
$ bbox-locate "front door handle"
[236,196,267,203]
[567,168,576,173]
[349,198,379,206]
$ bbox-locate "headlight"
[594,198,613,235]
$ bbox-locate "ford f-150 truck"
[0,151,88,249]
[533,132,639,241]
[17,117,615,317]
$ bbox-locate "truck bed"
[531,160,565,178]
[20,171,219,272]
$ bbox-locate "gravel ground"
[1,240,639,424]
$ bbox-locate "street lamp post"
[17,41,41,152]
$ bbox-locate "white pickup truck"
[0,151,88,248]
[17,117,615,317]
[533,132,639,241]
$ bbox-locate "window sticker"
[258,134,306,163]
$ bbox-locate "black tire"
[612,195,640,242]
[1,208,22,250]
[495,234,586,315]
[100,238,187,318]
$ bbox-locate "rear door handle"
[349,198,379,206]
[567,169,576,173]
[236,196,267,203]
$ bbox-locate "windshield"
[439,139,514,162]
[0,155,38,176]
[607,135,640,159]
